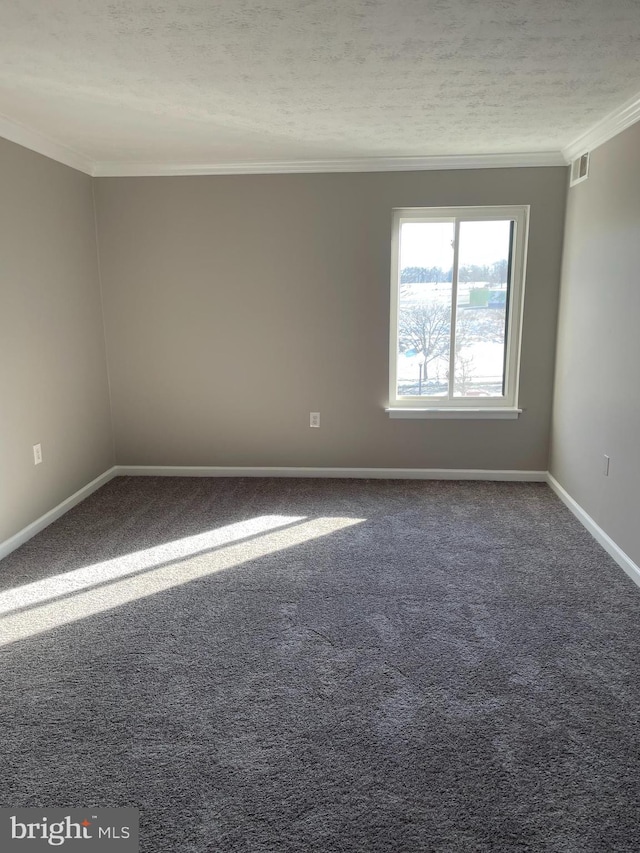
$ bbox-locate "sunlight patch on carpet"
[0,516,365,646]
[0,515,307,617]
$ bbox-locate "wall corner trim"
[0,467,118,561]
[546,473,640,589]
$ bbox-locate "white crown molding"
[0,112,94,175]
[4,88,640,177]
[562,90,640,163]
[0,118,566,177]
[92,151,565,178]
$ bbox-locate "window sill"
[386,407,522,420]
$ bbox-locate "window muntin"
[389,206,528,410]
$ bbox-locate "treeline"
[401,259,508,285]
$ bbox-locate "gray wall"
[0,138,113,543]
[95,167,566,470]
[550,122,640,567]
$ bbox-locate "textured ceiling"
[1,0,639,166]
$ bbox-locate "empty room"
[1,2,639,851]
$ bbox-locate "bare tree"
[398,302,451,380]
[454,353,476,395]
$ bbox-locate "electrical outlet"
[33,443,42,465]
[603,454,610,476]
[310,412,320,428]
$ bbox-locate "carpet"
[0,476,638,852]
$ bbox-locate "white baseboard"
[115,465,547,481]
[546,473,640,589]
[0,464,551,563]
[0,467,118,562]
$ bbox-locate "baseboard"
[115,465,547,481]
[0,464,548,563]
[0,467,118,562]
[546,473,640,589]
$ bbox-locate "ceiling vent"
[570,152,590,186]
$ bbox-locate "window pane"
[454,220,512,398]
[397,221,454,397]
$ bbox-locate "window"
[388,205,529,418]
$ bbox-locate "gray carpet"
[0,477,639,852]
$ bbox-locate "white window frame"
[387,205,529,419]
